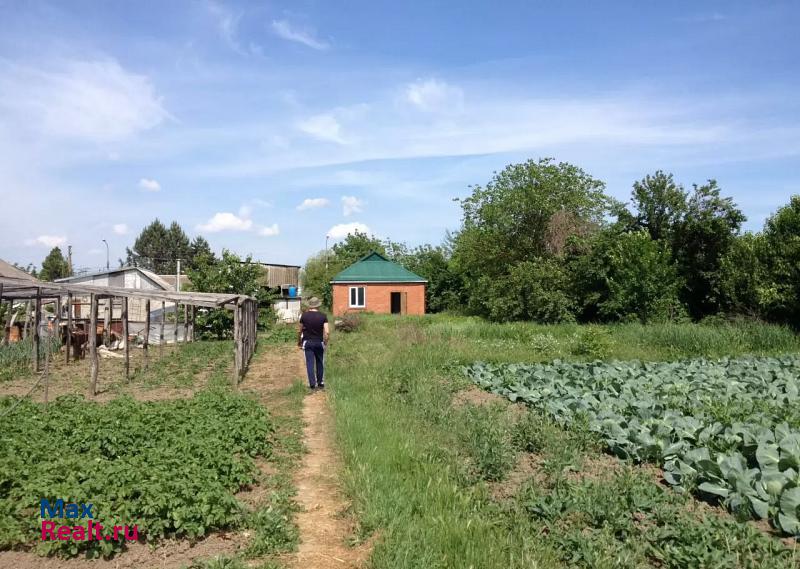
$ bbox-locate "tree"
[331,230,386,266]
[39,247,71,281]
[718,233,769,317]
[400,245,465,313]
[673,180,746,319]
[189,236,215,269]
[301,250,339,309]
[452,158,610,318]
[188,250,273,339]
[759,196,800,324]
[476,259,576,323]
[622,171,687,241]
[598,231,684,323]
[126,219,194,274]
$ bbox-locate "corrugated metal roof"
[330,252,427,283]
[56,266,173,291]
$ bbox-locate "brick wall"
[332,283,426,316]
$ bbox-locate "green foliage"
[621,170,687,241]
[300,250,337,309]
[761,196,800,324]
[476,259,576,323]
[570,326,613,360]
[465,354,800,537]
[0,389,273,557]
[331,229,387,265]
[125,219,195,274]
[673,180,747,319]
[0,335,61,382]
[188,250,274,339]
[397,243,465,313]
[456,402,516,481]
[598,231,684,323]
[38,246,71,281]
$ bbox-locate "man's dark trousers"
[303,340,325,387]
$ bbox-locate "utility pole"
[67,245,73,275]
[101,239,109,270]
[325,235,330,270]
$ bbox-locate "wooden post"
[22,300,30,340]
[189,306,196,342]
[54,295,61,360]
[89,294,98,396]
[173,303,178,346]
[233,300,241,385]
[122,297,130,381]
[143,299,150,370]
[103,299,111,347]
[33,288,41,372]
[2,299,12,346]
[159,301,165,357]
[65,293,73,363]
[183,304,189,344]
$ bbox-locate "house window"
[349,286,366,308]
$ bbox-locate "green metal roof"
[330,252,427,283]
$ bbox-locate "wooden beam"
[22,300,30,340]
[33,288,41,372]
[143,299,150,370]
[189,306,196,342]
[2,299,11,346]
[54,295,61,361]
[173,303,178,346]
[89,293,98,396]
[103,299,111,347]
[159,301,165,357]
[122,297,129,381]
[183,304,189,344]
[65,293,72,363]
[233,299,241,385]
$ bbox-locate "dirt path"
[289,377,369,568]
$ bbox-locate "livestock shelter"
[330,252,427,316]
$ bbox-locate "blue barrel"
[288,286,297,298]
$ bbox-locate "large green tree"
[622,170,687,242]
[759,195,800,324]
[39,247,71,282]
[126,219,194,273]
[673,180,746,319]
[452,158,610,320]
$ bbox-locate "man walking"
[298,297,329,389]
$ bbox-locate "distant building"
[330,252,427,316]
[0,258,39,282]
[56,267,173,323]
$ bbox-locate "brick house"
[330,252,427,316]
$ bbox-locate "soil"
[0,343,370,569]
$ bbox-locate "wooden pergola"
[0,276,258,394]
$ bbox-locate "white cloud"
[297,114,346,144]
[139,178,161,192]
[327,222,371,240]
[406,78,464,112]
[271,20,329,50]
[238,204,253,218]
[341,195,364,216]
[252,198,273,208]
[0,58,167,142]
[297,197,330,211]
[197,212,253,232]
[25,234,66,247]
[258,223,280,236]
[112,223,128,235]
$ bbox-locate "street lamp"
[325,234,330,270]
[101,239,109,270]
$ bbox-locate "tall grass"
[0,335,61,382]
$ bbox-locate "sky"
[0,0,798,270]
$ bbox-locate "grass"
[327,314,800,568]
[0,335,61,382]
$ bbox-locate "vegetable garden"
[465,355,800,538]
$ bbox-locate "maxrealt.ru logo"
[40,499,138,542]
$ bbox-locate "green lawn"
[327,315,800,568]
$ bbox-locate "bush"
[335,313,362,333]
[571,326,613,360]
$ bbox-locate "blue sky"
[1,0,798,270]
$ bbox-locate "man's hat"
[307,297,322,308]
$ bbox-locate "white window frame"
[349,286,366,308]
